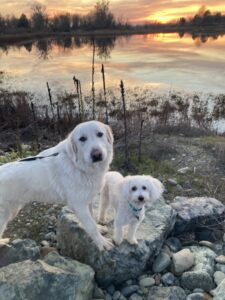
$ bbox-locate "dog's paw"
[0,238,10,248]
[127,238,138,245]
[97,236,114,251]
[113,236,123,246]
[97,224,108,235]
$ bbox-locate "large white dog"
[0,121,113,251]
[99,171,164,245]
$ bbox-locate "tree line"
[178,6,225,27]
[0,1,131,34]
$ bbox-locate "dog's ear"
[105,124,114,145]
[120,176,132,200]
[145,176,164,201]
[66,132,78,162]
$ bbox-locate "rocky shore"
[1,196,225,300]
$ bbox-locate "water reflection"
[0,35,117,60]
[1,31,224,59]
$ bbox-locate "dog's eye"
[142,186,147,190]
[131,186,137,191]
[97,132,103,138]
[79,136,87,142]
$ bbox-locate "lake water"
[1,32,225,96]
[1,32,225,133]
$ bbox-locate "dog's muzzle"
[138,196,144,202]
[91,149,103,163]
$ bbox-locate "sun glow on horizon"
[133,4,225,24]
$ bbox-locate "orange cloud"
[1,0,225,23]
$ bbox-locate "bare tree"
[31,3,48,31]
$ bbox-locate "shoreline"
[1,25,225,45]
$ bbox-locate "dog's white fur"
[0,121,113,251]
[99,171,164,245]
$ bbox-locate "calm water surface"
[1,32,225,98]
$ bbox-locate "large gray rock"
[181,270,214,292]
[170,197,225,235]
[0,252,94,300]
[57,199,176,286]
[147,286,186,300]
[0,239,40,268]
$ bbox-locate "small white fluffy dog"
[99,171,164,245]
[0,121,113,251]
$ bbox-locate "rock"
[139,277,155,287]
[152,252,171,273]
[0,239,40,268]
[40,246,58,258]
[147,286,186,300]
[121,285,139,297]
[215,255,225,264]
[161,272,179,286]
[181,271,214,292]
[216,263,225,273]
[186,293,205,300]
[0,252,94,300]
[189,246,216,276]
[129,293,143,300]
[45,231,57,242]
[212,278,225,300]
[171,249,194,275]
[170,197,225,236]
[165,237,182,252]
[177,167,190,174]
[112,290,121,300]
[175,184,183,192]
[214,271,225,286]
[94,285,105,298]
[167,178,178,186]
[199,241,214,249]
[40,240,50,247]
[57,199,176,286]
[105,294,112,300]
[107,284,116,295]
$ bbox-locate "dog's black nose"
[138,196,144,202]
[91,149,103,163]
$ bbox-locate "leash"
[19,152,59,162]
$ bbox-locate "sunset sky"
[2,0,225,23]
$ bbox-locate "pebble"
[161,272,179,286]
[121,285,139,297]
[40,240,50,247]
[129,294,143,300]
[112,291,121,300]
[215,255,225,264]
[152,252,171,273]
[186,292,205,300]
[177,167,190,174]
[215,263,225,273]
[199,241,214,249]
[107,285,116,295]
[93,285,105,298]
[213,271,225,286]
[106,294,112,300]
[167,178,178,186]
[139,277,155,287]
[171,249,194,275]
[44,232,57,242]
[165,237,182,252]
